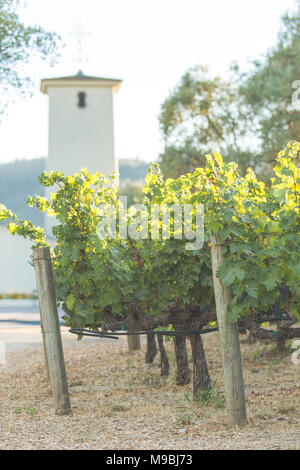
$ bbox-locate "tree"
[158,65,249,178]
[237,1,300,176]
[159,3,300,179]
[0,0,60,109]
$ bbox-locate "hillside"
[0,157,151,226]
[0,158,45,226]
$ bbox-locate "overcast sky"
[0,0,297,164]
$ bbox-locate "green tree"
[159,3,300,179]
[0,0,60,108]
[237,1,300,175]
[158,65,249,178]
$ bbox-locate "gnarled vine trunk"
[173,323,190,385]
[145,333,158,363]
[276,335,287,352]
[189,326,211,396]
[157,334,170,376]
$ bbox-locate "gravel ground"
[0,332,299,450]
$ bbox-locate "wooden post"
[33,247,71,415]
[41,317,50,381]
[210,234,247,428]
[127,334,141,353]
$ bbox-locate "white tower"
[41,70,122,175]
[40,70,122,235]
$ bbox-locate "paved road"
[0,302,119,352]
[0,303,65,326]
[0,302,66,351]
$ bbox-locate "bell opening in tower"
[78,91,86,108]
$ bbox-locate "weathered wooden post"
[210,233,247,428]
[127,334,141,353]
[33,247,71,415]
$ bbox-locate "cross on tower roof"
[69,22,90,72]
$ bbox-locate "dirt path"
[0,332,299,450]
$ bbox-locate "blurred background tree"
[117,158,148,206]
[0,0,60,111]
[237,1,300,176]
[158,65,244,178]
[159,1,300,179]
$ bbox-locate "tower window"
[78,91,86,108]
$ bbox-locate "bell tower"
[40,70,122,235]
[41,70,122,176]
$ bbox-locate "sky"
[0,0,297,164]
